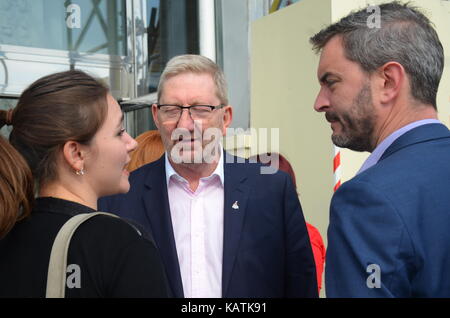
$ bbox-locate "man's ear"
[62,141,85,172]
[221,105,233,136]
[377,62,405,104]
[152,104,160,129]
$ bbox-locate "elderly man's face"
[152,72,232,165]
[314,36,377,152]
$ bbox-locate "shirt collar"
[357,119,442,175]
[165,149,224,186]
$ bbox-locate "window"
[0,0,130,98]
[0,0,201,137]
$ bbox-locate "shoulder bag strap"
[45,212,119,298]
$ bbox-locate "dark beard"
[330,84,376,152]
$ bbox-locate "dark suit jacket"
[326,123,450,297]
[99,152,317,298]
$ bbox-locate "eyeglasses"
[156,104,225,121]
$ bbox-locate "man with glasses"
[99,54,317,298]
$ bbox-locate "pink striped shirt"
[165,153,224,298]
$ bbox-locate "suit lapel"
[142,155,184,298]
[380,123,450,162]
[222,153,251,296]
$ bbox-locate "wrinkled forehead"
[160,72,219,102]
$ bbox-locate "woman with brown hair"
[0,135,33,240]
[0,70,169,297]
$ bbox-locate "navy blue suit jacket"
[326,123,450,297]
[99,152,317,298]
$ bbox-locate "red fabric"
[306,223,326,293]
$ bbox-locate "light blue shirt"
[357,119,442,175]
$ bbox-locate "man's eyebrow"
[187,100,210,105]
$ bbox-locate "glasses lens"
[190,106,213,119]
[160,106,181,119]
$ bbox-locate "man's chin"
[169,149,203,164]
[332,134,371,152]
[331,134,350,149]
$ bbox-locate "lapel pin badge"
[232,201,239,210]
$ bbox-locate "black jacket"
[0,197,169,298]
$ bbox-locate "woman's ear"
[62,141,85,172]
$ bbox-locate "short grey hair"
[157,54,229,105]
[310,1,444,109]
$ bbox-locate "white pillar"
[198,0,216,62]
